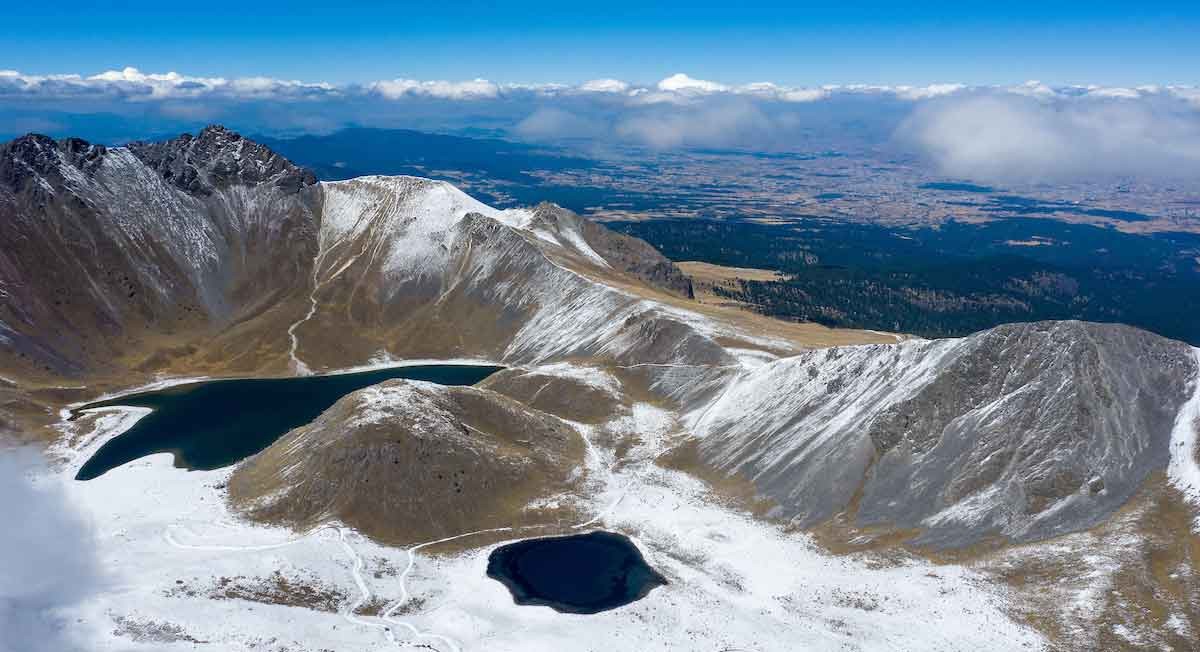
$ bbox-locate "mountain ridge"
[5,126,1199,550]
[0,127,704,384]
[690,319,1199,547]
[5,126,1200,649]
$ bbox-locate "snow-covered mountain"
[0,126,717,382]
[690,320,1199,547]
[4,126,1200,651]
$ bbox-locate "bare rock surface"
[126,124,317,195]
[479,364,624,424]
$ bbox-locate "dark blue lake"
[486,531,667,614]
[74,364,501,481]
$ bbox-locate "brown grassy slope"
[227,380,586,546]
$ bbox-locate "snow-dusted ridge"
[276,168,763,374]
[319,176,531,282]
[689,321,1200,548]
[1167,347,1200,530]
[318,174,613,283]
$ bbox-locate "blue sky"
[5,0,1200,183]
[3,1,1199,85]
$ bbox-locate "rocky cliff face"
[0,126,320,378]
[690,320,1200,547]
[126,125,317,195]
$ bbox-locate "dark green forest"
[611,217,1200,345]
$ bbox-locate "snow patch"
[1167,347,1200,530]
[525,362,621,395]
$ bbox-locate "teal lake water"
[74,364,501,481]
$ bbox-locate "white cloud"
[615,99,775,149]
[228,76,336,98]
[3,67,1200,179]
[0,67,337,101]
[735,82,830,103]
[1004,80,1059,98]
[657,73,729,94]
[501,82,570,95]
[1168,86,1200,107]
[902,92,1200,183]
[369,77,500,100]
[1086,86,1142,99]
[778,88,830,102]
[891,83,967,100]
[579,78,630,94]
[3,66,1194,111]
[817,83,969,101]
[636,76,835,105]
[0,449,106,652]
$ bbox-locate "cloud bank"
[3,67,1200,183]
[903,91,1200,183]
[0,449,105,652]
[0,67,337,101]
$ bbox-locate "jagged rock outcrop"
[228,379,586,544]
[0,134,108,194]
[126,125,317,195]
[691,320,1200,547]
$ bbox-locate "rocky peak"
[126,124,316,196]
[0,133,108,195]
